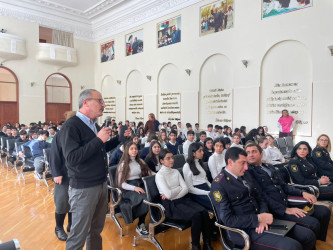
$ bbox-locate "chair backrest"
[178,144,183,154]
[204,162,213,183]
[173,154,185,169]
[142,175,162,223]
[1,137,6,150]
[276,138,287,156]
[284,136,294,152]
[15,142,24,154]
[108,165,120,202]
[22,146,33,158]
[43,148,51,164]
[6,139,16,154]
[273,139,278,148]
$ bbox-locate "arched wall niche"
[199,53,233,129]
[157,63,182,124]
[260,40,313,137]
[126,69,144,123]
[101,75,122,122]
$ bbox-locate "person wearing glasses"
[312,134,333,181]
[60,89,128,250]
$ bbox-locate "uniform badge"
[214,177,220,182]
[213,191,222,202]
[227,177,230,180]
[291,165,298,172]
[316,151,322,158]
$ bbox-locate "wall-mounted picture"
[126,29,144,56]
[262,0,312,19]
[200,0,234,36]
[101,40,115,63]
[157,16,181,48]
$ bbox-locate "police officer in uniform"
[245,142,330,241]
[210,147,316,250]
[288,141,333,202]
[312,134,333,181]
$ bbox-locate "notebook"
[264,219,296,236]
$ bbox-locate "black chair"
[20,146,35,183]
[0,239,21,250]
[0,137,8,165]
[133,175,191,249]
[208,195,250,250]
[5,139,17,168]
[40,148,53,191]
[284,137,294,155]
[275,138,290,158]
[107,165,123,237]
[13,142,24,175]
[177,145,183,155]
[173,154,185,169]
[204,162,213,183]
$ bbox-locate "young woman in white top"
[183,143,212,210]
[208,138,226,179]
[144,141,162,173]
[257,136,271,164]
[156,149,212,250]
[158,130,168,149]
[115,142,152,235]
[265,135,285,165]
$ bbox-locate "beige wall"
[0,15,95,124]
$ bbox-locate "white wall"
[94,0,333,146]
[0,15,95,124]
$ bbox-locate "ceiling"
[0,0,202,42]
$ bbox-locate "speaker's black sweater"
[60,116,120,188]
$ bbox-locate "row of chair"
[273,136,294,158]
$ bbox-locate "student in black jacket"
[60,89,127,250]
[144,141,161,172]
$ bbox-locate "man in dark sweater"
[60,89,125,250]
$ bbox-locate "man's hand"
[258,213,273,225]
[54,176,63,185]
[134,187,145,194]
[255,222,268,234]
[285,207,307,218]
[97,127,111,143]
[302,192,317,204]
[319,176,330,185]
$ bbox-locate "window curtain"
[52,29,74,48]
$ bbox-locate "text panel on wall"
[126,70,144,123]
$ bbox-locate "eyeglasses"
[86,98,105,104]
[319,139,329,142]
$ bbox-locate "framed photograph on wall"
[262,0,313,19]
[200,0,234,36]
[125,29,144,56]
[157,16,181,48]
[101,40,115,63]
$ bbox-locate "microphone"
[103,116,111,128]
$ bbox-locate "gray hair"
[78,89,99,108]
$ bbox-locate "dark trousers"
[192,183,212,210]
[280,204,330,241]
[66,182,107,250]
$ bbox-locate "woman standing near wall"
[278,109,294,138]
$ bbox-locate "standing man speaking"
[60,89,124,250]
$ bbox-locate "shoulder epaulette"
[214,173,224,183]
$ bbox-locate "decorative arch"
[0,66,19,125]
[126,70,144,122]
[45,72,72,124]
[157,63,181,123]
[199,53,233,129]
[260,40,313,136]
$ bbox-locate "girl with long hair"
[202,137,214,162]
[208,138,226,179]
[144,141,162,172]
[312,134,333,181]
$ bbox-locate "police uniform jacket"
[210,169,268,233]
[248,163,303,216]
[312,146,333,179]
[287,156,320,188]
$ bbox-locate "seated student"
[183,143,212,209]
[210,147,316,250]
[183,130,195,160]
[49,126,57,139]
[230,133,243,149]
[137,127,145,139]
[208,138,226,179]
[312,134,333,181]
[115,142,152,235]
[144,141,162,173]
[4,127,12,137]
[288,141,333,202]
[246,142,331,242]
[193,123,200,133]
[197,131,207,145]
[205,124,215,139]
[240,126,247,139]
[257,136,271,164]
[183,123,192,140]
[244,128,258,143]
[110,144,125,166]
[140,134,158,160]
[32,130,52,175]
[265,135,285,165]
[214,125,219,136]
[202,137,214,162]
[9,128,19,139]
[222,137,231,150]
[16,130,28,142]
[141,130,152,146]
[176,132,184,145]
[223,127,233,141]
[158,130,168,149]
[0,125,6,136]
[166,130,179,155]
[156,149,213,250]
[216,126,223,138]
